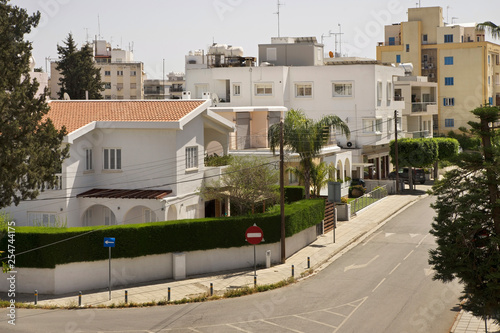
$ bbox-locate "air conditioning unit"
[182,91,191,100]
[429,73,435,78]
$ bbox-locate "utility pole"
[394,110,400,193]
[280,120,286,263]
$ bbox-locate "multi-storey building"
[377,6,500,133]
[185,38,411,181]
[167,72,185,99]
[50,40,145,100]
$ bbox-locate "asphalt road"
[0,195,462,333]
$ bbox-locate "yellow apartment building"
[377,6,500,134]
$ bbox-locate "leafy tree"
[56,33,104,100]
[200,156,279,216]
[268,109,350,199]
[448,128,481,151]
[0,0,69,208]
[288,161,336,198]
[429,105,500,322]
[477,21,500,39]
[432,137,460,178]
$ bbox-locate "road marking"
[389,263,401,275]
[424,268,435,277]
[362,231,382,245]
[385,232,395,238]
[372,278,386,293]
[344,255,380,272]
[403,250,414,261]
[225,324,252,332]
[416,234,430,248]
[294,315,338,328]
[322,309,347,317]
[409,233,419,238]
[262,320,303,332]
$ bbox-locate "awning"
[77,189,172,200]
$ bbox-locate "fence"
[350,185,388,216]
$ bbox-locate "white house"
[185,38,408,180]
[5,100,235,227]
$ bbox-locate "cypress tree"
[0,0,69,208]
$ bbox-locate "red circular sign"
[245,225,264,245]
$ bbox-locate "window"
[266,48,277,62]
[85,149,93,171]
[130,70,137,76]
[386,82,392,101]
[488,55,491,65]
[255,83,273,96]
[104,82,111,89]
[130,83,137,89]
[104,70,111,76]
[444,119,454,127]
[422,34,428,43]
[117,70,124,76]
[443,97,455,106]
[444,56,454,65]
[295,83,312,97]
[362,119,382,133]
[116,83,123,90]
[387,118,393,133]
[406,44,410,52]
[332,82,353,97]
[233,84,241,96]
[396,55,401,63]
[488,76,491,85]
[495,73,499,85]
[28,212,56,227]
[375,119,383,133]
[389,37,395,46]
[185,146,198,169]
[444,77,454,86]
[288,170,298,184]
[377,81,383,101]
[444,34,454,43]
[103,148,121,170]
[489,97,494,105]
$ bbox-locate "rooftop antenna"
[97,14,101,39]
[446,6,451,24]
[84,28,89,44]
[274,0,284,37]
[452,17,459,24]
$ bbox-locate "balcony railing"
[394,96,404,101]
[411,102,437,113]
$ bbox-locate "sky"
[11,0,500,79]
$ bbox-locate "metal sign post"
[246,225,264,287]
[104,237,115,300]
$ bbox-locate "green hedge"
[0,199,324,268]
[271,186,305,203]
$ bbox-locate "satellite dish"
[329,51,334,58]
[63,93,71,100]
[211,92,220,105]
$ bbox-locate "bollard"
[78,291,82,307]
[168,287,171,302]
[34,290,38,305]
[265,250,271,268]
[210,283,213,296]
[292,265,295,278]
[254,275,257,287]
[125,290,128,304]
[307,257,310,269]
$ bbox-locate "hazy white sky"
[11,0,500,79]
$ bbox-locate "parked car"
[351,178,366,187]
[388,168,426,184]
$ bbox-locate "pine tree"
[56,33,104,100]
[0,0,69,208]
[429,105,500,322]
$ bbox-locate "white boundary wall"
[0,225,318,294]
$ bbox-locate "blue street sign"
[104,237,115,248]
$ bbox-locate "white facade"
[185,51,406,179]
[5,100,235,227]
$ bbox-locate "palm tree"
[287,161,336,198]
[269,109,350,199]
[476,21,500,39]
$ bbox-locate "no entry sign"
[246,225,264,245]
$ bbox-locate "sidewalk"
[10,189,500,332]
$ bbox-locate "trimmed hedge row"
[1,199,324,268]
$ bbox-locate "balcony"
[411,102,437,114]
[394,96,404,101]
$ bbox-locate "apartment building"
[185,38,410,180]
[50,40,145,100]
[377,6,500,133]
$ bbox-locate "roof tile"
[45,100,206,133]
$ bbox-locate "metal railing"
[350,185,388,216]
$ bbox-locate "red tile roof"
[45,100,206,133]
[77,188,172,200]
